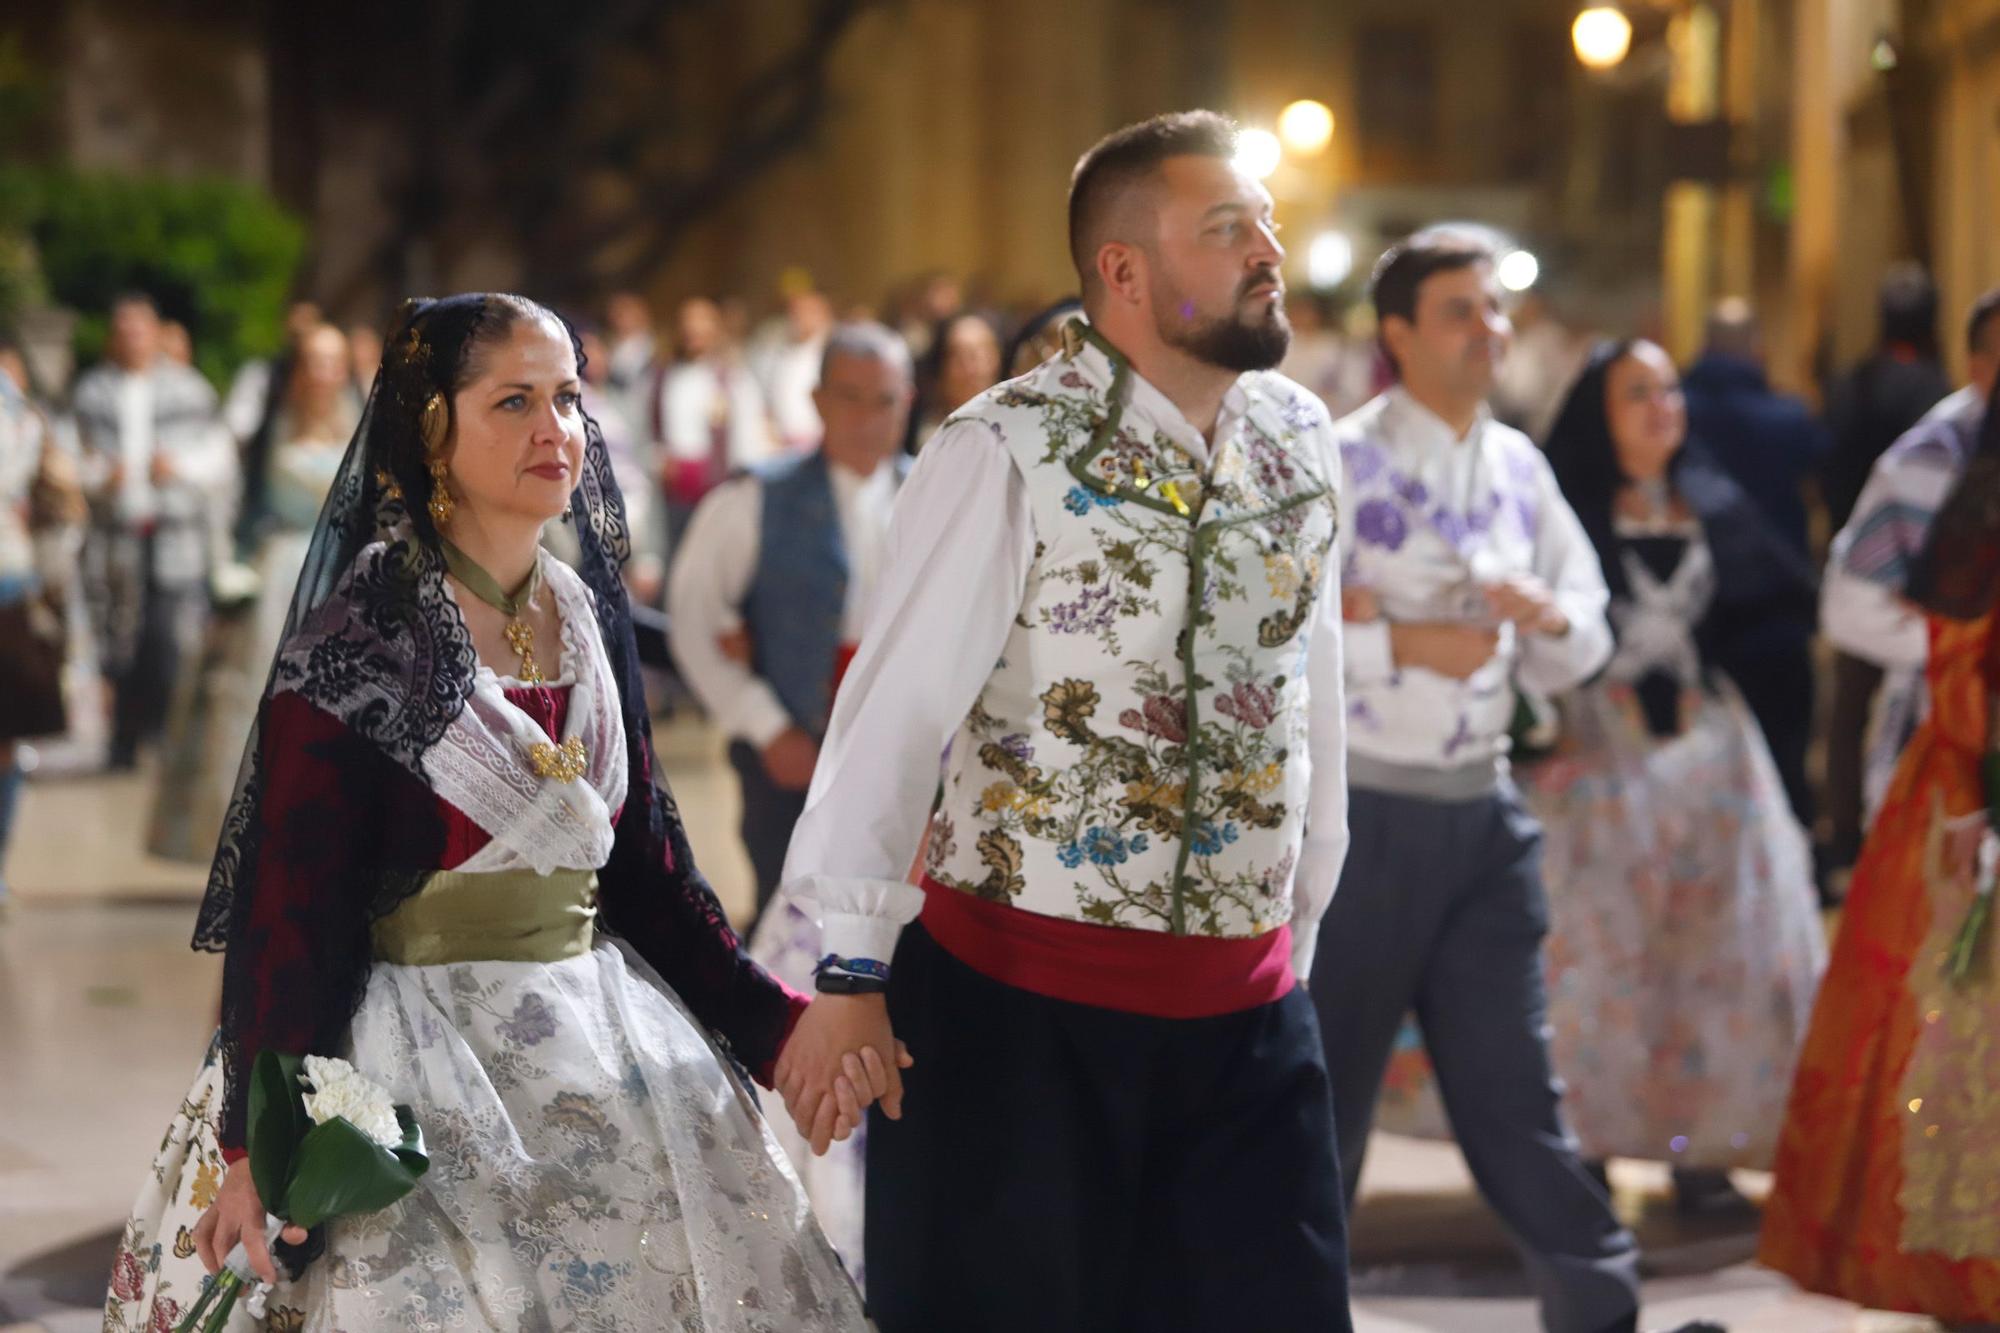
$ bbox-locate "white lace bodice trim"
[1605,531,1715,689]
[424,552,629,874]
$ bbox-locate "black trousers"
[865,923,1351,1333]
[1728,640,1817,831]
[1823,650,1884,866]
[726,739,807,926]
[1312,784,1640,1333]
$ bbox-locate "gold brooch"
[527,736,588,783]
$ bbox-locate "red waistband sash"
[916,876,1295,1018]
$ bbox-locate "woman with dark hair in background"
[150,324,361,863]
[1761,390,2000,1324]
[105,294,866,1330]
[902,309,1000,452]
[1533,338,1824,1210]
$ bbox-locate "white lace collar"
[425,551,630,874]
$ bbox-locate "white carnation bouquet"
[176,1053,428,1332]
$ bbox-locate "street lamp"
[1572,6,1633,70]
[1278,100,1335,157]
[1233,128,1283,180]
[1307,231,1354,288]
[1497,249,1541,293]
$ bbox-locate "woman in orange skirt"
[1760,404,2000,1323]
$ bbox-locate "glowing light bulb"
[1497,249,1541,292]
[1278,100,1335,157]
[1572,7,1633,70]
[1233,129,1283,180]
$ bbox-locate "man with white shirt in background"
[772,111,1354,1331]
[1820,286,2000,863]
[1318,228,1642,1333]
[656,295,773,547]
[668,322,913,925]
[71,292,235,770]
[749,288,836,454]
[602,289,658,427]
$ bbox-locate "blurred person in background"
[564,323,664,607]
[1281,292,1377,421]
[158,320,195,369]
[221,300,324,445]
[603,288,658,422]
[656,295,772,541]
[1002,297,1083,379]
[1818,278,1981,892]
[0,346,77,907]
[1681,297,1826,833]
[1534,338,1823,1213]
[903,310,999,451]
[669,322,913,929]
[345,316,384,397]
[893,269,963,362]
[71,291,235,770]
[751,287,836,453]
[1492,291,1592,444]
[1320,228,1637,1333]
[1823,264,1951,532]
[149,323,360,862]
[1761,394,2000,1327]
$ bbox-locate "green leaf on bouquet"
[282,1105,429,1230]
[246,1050,307,1217]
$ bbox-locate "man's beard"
[1156,276,1293,372]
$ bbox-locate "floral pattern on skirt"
[106,943,865,1331]
[1374,679,1825,1167]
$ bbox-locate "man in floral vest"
[771,111,1355,1330]
[1314,228,1640,1333]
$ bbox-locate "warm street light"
[1498,249,1541,292]
[1278,100,1335,157]
[1307,231,1354,288]
[1572,6,1633,70]
[1234,128,1283,180]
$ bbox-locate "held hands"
[192,1158,308,1285]
[773,993,914,1155]
[1481,574,1568,637]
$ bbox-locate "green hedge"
[2,169,304,387]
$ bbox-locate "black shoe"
[1671,1168,1758,1220]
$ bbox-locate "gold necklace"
[441,539,546,685]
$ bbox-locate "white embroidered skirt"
[106,940,867,1331]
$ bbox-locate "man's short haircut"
[110,290,159,317]
[1067,110,1239,299]
[1368,226,1496,377]
[1704,297,1759,359]
[1966,287,2000,356]
[819,321,912,384]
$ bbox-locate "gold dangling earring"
[427,455,454,526]
[419,392,454,526]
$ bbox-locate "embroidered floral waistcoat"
[925,334,1340,938]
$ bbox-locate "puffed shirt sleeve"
[1820,450,1935,669]
[781,418,1036,964]
[1290,437,1351,980]
[1514,450,1614,695]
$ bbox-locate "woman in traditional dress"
[1533,338,1825,1208]
[1760,393,2000,1323]
[1365,341,1827,1213]
[105,294,869,1330]
[151,324,362,863]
